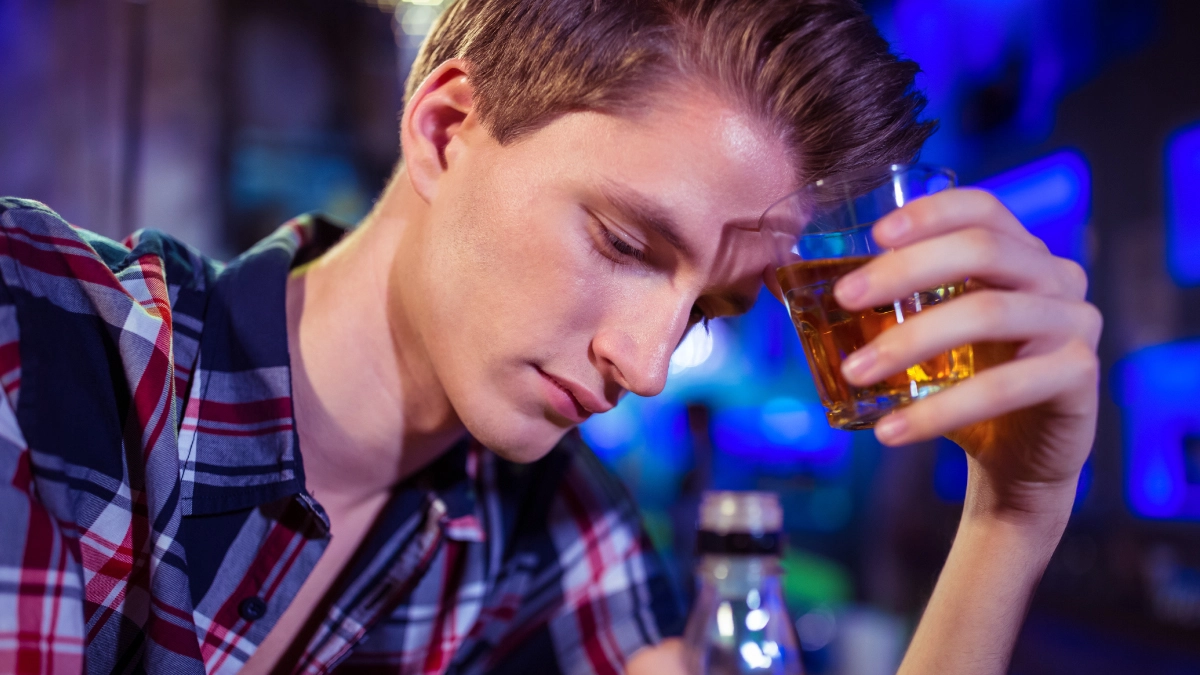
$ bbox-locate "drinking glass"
[762,164,972,430]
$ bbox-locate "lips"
[536,368,613,423]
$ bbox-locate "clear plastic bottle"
[683,491,803,674]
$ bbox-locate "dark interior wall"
[1022,0,1200,656]
[217,0,402,253]
[0,0,131,239]
[1047,0,1200,528]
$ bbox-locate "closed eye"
[605,228,644,261]
[590,215,646,264]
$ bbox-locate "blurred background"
[2,0,1198,672]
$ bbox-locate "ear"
[400,59,478,204]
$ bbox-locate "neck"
[286,168,464,509]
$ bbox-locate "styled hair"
[407,0,935,187]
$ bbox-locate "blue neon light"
[710,398,851,469]
[1167,123,1200,285]
[934,438,1092,510]
[579,397,642,459]
[1115,340,1200,520]
[933,438,968,502]
[976,149,1091,266]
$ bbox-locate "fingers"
[829,187,1101,451]
[872,339,1100,447]
[872,187,1042,250]
[833,227,1089,311]
[841,291,1103,387]
[849,187,1090,307]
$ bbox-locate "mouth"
[535,367,610,424]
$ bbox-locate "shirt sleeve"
[0,295,86,674]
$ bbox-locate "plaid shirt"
[0,198,683,675]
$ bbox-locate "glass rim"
[808,162,956,192]
[757,162,957,233]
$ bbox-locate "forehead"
[595,86,797,221]
[521,85,799,254]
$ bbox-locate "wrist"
[962,459,1077,539]
[899,468,1074,675]
[958,498,1068,565]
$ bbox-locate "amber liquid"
[777,256,974,430]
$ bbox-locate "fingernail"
[875,213,911,243]
[875,415,908,444]
[842,346,876,382]
[835,272,867,306]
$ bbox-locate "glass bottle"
[683,491,803,674]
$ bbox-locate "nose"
[591,291,695,398]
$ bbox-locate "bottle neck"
[696,554,783,597]
[695,529,782,556]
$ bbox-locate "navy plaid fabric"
[0,198,683,674]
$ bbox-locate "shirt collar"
[180,214,485,533]
[181,214,340,515]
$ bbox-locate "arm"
[835,188,1100,674]
[897,477,1072,672]
[637,189,1098,675]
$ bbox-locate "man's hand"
[830,187,1101,674]
[833,187,1100,522]
[627,637,687,674]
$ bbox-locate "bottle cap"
[698,491,783,535]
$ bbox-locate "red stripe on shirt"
[422,541,468,675]
[0,232,126,294]
[14,450,56,675]
[196,397,293,426]
[561,488,626,674]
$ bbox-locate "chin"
[442,364,579,464]
[460,411,570,464]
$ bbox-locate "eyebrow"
[598,179,693,259]
[598,179,759,318]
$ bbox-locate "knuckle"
[1061,339,1100,386]
[971,188,1015,226]
[902,199,937,236]
[983,192,1012,221]
[1026,233,1051,254]
[1077,303,1104,346]
[960,186,999,209]
[964,229,1001,267]
[1059,259,1090,298]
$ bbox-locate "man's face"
[403,85,796,462]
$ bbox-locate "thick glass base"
[825,378,959,430]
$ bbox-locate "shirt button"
[238,596,267,621]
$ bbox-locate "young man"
[0,0,1099,673]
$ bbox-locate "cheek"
[426,181,602,357]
